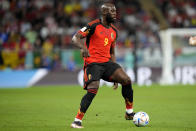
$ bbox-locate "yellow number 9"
[104,38,109,46]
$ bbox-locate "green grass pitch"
[0,84,196,131]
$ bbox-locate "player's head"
[101,3,116,24]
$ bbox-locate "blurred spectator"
[155,0,196,27]
[51,52,61,71]
[41,53,52,70]
[25,28,37,45]
[33,38,42,68]
[0,27,9,43]
[67,56,76,72]
[42,37,53,56]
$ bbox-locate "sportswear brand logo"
[88,74,92,80]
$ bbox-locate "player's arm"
[189,36,196,45]
[72,27,90,57]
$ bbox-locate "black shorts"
[83,61,121,89]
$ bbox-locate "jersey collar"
[99,18,111,29]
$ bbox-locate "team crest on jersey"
[111,32,114,39]
[88,74,92,80]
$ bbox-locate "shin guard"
[80,88,98,113]
[122,84,133,109]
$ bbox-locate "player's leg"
[71,64,103,128]
[71,81,99,128]
[102,62,134,120]
[110,68,135,120]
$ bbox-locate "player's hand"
[189,36,196,45]
[81,47,90,58]
[113,82,118,90]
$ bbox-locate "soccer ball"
[133,111,149,127]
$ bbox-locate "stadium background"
[0,0,196,131]
[0,0,196,86]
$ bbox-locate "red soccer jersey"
[78,19,118,66]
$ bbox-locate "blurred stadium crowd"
[0,0,195,70]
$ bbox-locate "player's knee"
[87,81,99,95]
[122,76,132,85]
[87,81,99,90]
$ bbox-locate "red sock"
[75,109,85,121]
[125,98,133,110]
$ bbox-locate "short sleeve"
[78,25,91,37]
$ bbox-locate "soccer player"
[71,3,135,128]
